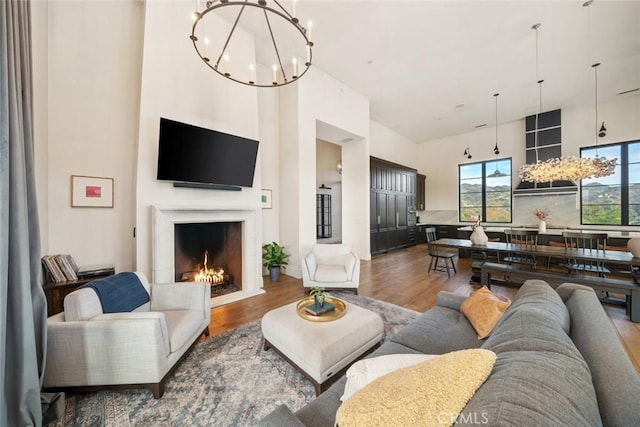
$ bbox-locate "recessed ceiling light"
[341,137,354,143]
[617,88,639,95]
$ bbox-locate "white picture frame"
[261,189,272,209]
[71,175,114,208]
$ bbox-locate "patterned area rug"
[48,292,419,427]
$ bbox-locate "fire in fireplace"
[174,221,242,297]
[193,251,229,285]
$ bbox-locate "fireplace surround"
[152,205,264,306]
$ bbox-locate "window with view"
[581,140,640,225]
[459,159,512,223]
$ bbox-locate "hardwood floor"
[208,243,640,372]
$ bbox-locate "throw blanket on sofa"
[81,272,150,313]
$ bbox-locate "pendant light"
[518,18,616,183]
[487,93,507,178]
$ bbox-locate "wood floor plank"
[207,243,639,372]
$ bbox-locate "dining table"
[432,238,640,322]
[432,238,640,267]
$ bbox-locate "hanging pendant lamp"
[488,93,507,178]
[518,18,616,183]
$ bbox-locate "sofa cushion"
[462,280,602,426]
[460,286,511,339]
[458,351,602,426]
[335,349,496,427]
[341,353,439,401]
[390,306,481,354]
[557,283,640,427]
[314,264,348,282]
[482,281,571,354]
[494,279,570,335]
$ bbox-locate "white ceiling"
[282,0,640,143]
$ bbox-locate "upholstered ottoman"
[261,299,384,395]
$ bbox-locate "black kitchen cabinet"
[370,157,417,254]
[417,174,426,211]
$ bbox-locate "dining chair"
[562,231,610,277]
[425,227,457,277]
[501,229,539,268]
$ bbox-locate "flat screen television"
[157,118,259,189]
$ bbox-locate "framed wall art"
[71,175,114,208]
[261,189,272,209]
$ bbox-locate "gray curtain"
[1,1,48,425]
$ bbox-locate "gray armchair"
[42,272,210,398]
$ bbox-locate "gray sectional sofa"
[260,280,640,426]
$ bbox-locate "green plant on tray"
[309,286,329,307]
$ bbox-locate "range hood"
[514,179,577,196]
[514,109,578,196]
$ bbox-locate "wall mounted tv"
[157,118,259,190]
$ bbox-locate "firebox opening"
[174,221,242,298]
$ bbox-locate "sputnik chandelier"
[190,0,313,87]
[518,16,616,183]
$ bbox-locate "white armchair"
[42,272,210,398]
[302,244,360,293]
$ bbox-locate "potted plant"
[309,286,329,307]
[262,242,289,282]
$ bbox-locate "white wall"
[134,0,262,283]
[33,0,144,271]
[417,94,640,227]
[280,67,370,278]
[258,67,280,246]
[370,120,420,170]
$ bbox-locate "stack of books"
[304,301,336,316]
[41,254,115,283]
[42,255,77,282]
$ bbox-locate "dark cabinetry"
[416,174,426,211]
[370,157,417,255]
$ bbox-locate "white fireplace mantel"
[151,205,264,306]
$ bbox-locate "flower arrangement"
[534,208,550,221]
[470,215,481,231]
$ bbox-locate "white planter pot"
[627,238,640,257]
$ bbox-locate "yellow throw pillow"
[336,349,496,427]
[460,286,511,339]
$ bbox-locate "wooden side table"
[43,274,113,316]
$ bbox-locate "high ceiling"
[282,0,640,143]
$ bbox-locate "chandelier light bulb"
[223,54,230,76]
[249,64,256,85]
